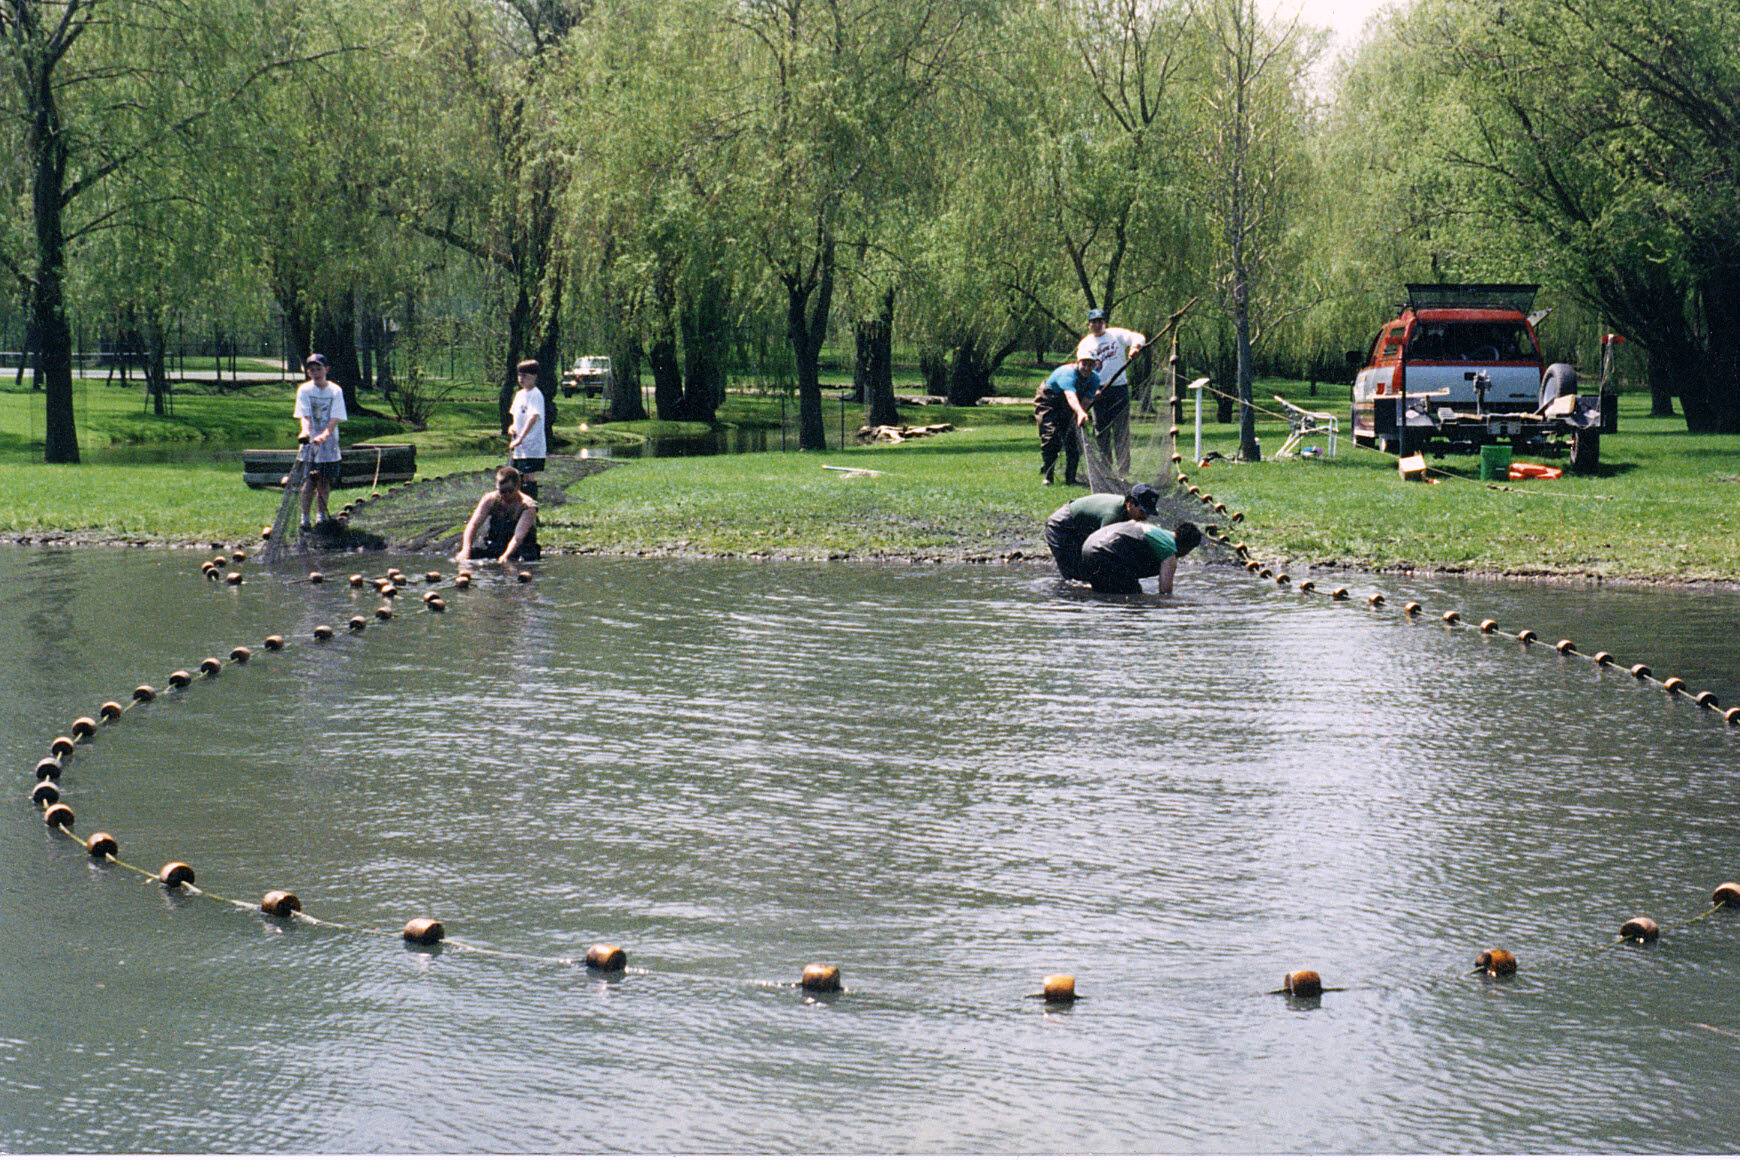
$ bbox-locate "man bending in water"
[1079,519,1202,595]
[456,465,540,562]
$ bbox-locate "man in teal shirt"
[1034,353,1100,486]
[1080,519,1203,594]
[1045,483,1161,581]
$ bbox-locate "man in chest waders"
[1045,483,1163,582]
[1034,353,1101,486]
[1080,519,1202,595]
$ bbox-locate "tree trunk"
[607,337,648,422]
[784,238,835,452]
[314,292,363,416]
[649,336,684,420]
[858,317,898,428]
[27,25,79,463]
[144,311,171,416]
[946,337,992,406]
[1235,267,1260,461]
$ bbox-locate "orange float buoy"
[43,803,75,830]
[1662,677,1686,695]
[133,685,156,702]
[231,550,246,563]
[1176,473,1189,485]
[455,574,472,589]
[800,963,842,993]
[225,572,243,585]
[1711,883,1740,907]
[1516,629,1537,643]
[230,646,251,663]
[1404,602,1422,615]
[1629,663,1651,680]
[402,917,445,945]
[1230,512,1245,523]
[1368,593,1385,606]
[1259,568,1273,579]
[1475,949,1517,977]
[99,701,124,720]
[585,944,627,971]
[31,780,60,805]
[1725,707,1740,726]
[1442,610,1460,624]
[1214,502,1229,514]
[1283,970,1322,997]
[167,671,191,689]
[309,571,325,584]
[200,657,222,675]
[1620,916,1660,943]
[260,526,273,541]
[35,756,61,781]
[425,571,442,584]
[517,571,532,584]
[1187,485,1202,496]
[159,862,195,888]
[1245,560,1260,572]
[374,606,393,621]
[261,891,302,917]
[426,597,445,612]
[50,735,75,756]
[312,625,334,641]
[264,635,285,651]
[1696,691,1719,708]
[349,574,366,588]
[380,585,398,599]
[1331,587,1349,601]
[1479,619,1498,633]
[87,832,118,860]
[1591,651,1614,666]
[1555,639,1576,655]
[71,717,97,738]
[348,616,367,633]
[1170,453,1182,464]
[212,555,227,569]
[1041,974,1077,1003]
[1275,573,1289,585]
[1298,580,1316,592]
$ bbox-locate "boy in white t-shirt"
[507,358,546,498]
[292,353,347,531]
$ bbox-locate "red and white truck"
[1349,284,1616,473]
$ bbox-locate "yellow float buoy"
[800,963,842,993]
[50,735,75,756]
[517,571,532,584]
[1516,629,1537,643]
[260,526,273,541]
[402,917,445,945]
[31,780,60,805]
[225,571,243,585]
[133,685,156,702]
[1041,973,1076,1003]
[1245,560,1260,572]
[427,597,445,612]
[230,646,251,663]
[374,606,393,621]
[261,891,302,917]
[1298,580,1316,592]
[1275,573,1290,585]
[1479,619,1498,633]
[87,832,118,860]
[1331,587,1349,601]
[71,716,97,738]
[1176,473,1189,485]
[1629,663,1651,680]
[159,862,195,888]
[585,944,627,971]
[425,572,442,584]
[1725,707,1740,726]
[455,574,472,589]
[1695,691,1719,708]
[309,571,325,584]
[1283,970,1322,997]
[1592,651,1613,666]
[1475,948,1517,976]
[312,625,334,641]
[1404,602,1422,615]
[35,756,61,781]
[99,701,124,720]
[264,635,285,651]
[43,803,75,830]
[1368,593,1385,606]
[231,550,246,563]
[349,574,366,588]
[1620,916,1660,943]
[1442,610,1460,624]
[1710,883,1740,907]
[348,616,367,633]
[380,585,398,599]
[1259,568,1273,579]
[1662,677,1686,695]
[168,670,192,689]
[1555,639,1576,655]
[199,657,222,675]
[1214,502,1228,514]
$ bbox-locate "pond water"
[4,548,1739,1153]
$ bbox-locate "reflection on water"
[579,425,776,458]
[3,549,1739,1153]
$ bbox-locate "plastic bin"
[1479,444,1513,481]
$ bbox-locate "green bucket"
[1479,444,1513,481]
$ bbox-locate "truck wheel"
[1569,429,1600,474]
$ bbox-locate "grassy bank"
[2,377,1736,583]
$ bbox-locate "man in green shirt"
[1080,519,1203,595]
[1045,483,1162,581]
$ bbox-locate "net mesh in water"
[263,457,620,560]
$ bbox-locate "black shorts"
[309,460,341,483]
[512,458,545,475]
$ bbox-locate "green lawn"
[2,375,1737,583]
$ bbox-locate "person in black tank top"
[456,465,541,562]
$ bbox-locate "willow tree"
[1,0,354,462]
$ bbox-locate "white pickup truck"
[1349,284,1615,472]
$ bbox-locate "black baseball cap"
[1128,483,1161,514]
